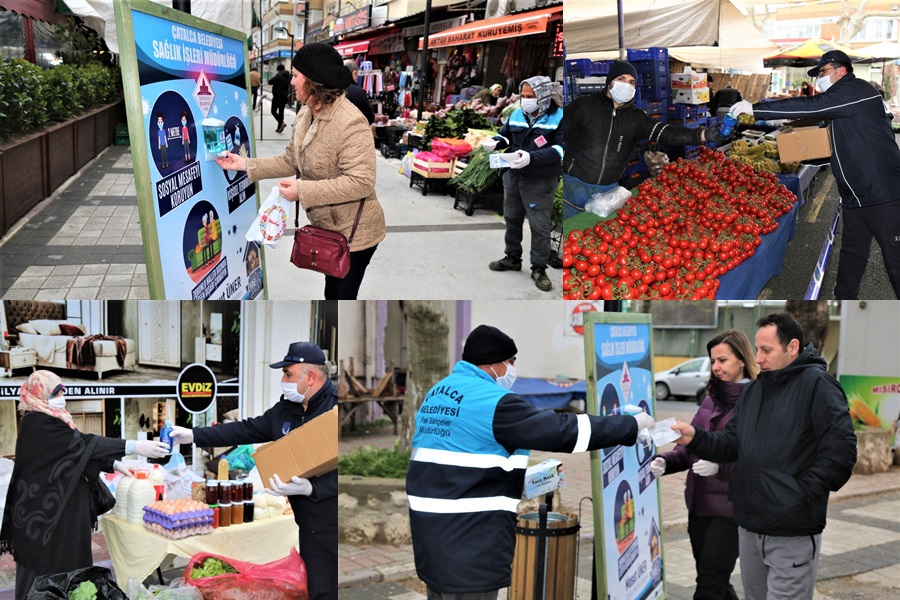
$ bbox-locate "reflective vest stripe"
[411,447,529,471]
[573,413,592,453]
[408,494,521,514]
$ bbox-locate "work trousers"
[502,171,556,271]
[688,514,740,600]
[324,245,378,300]
[426,589,499,600]
[271,95,288,127]
[738,527,821,600]
[834,199,900,299]
[301,528,338,600]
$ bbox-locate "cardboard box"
[776,124,832,162]
[671,72,708,89]
[412,157,455,179]
[252,406,338,485]
[671,87,710,105]
[524,459,564,499]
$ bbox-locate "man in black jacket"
[482,76,564,292]
[269,64,293,133]
[672,313,856,600]
[342,59,376,126]
[729,49,900,299]
[170,342,337,600]
[561,60,733,220]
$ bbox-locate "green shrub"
[337,444,411,479]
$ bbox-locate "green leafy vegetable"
[68,580,98,600]
[189,557,238,579]
[450,148,498,193]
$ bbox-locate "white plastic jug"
[126,471,155,525]
[149,464,165,501]
[115,475,134,520]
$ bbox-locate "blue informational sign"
[115,1,265,299]
[583,312,666,600]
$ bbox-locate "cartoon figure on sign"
[180,111,192,162]
[202,213,212,265]
[183,201,222,283]
[157,113,169,169]
[245,244,260,275]
[614,480,636,554]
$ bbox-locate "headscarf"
[520,76,553,116]
[489,83,502,93]
[19,370,76,429]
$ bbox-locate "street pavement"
[0,97,552,300]
[338,400,900,599]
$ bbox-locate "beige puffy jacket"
[245,95,386,251]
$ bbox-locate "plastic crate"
[575,78,605,96]
[621,171,650,189]
[633,60,669,75]
[622,157,647,177]
[114,124,130,146]
[667,103,706,120]
[638,98,667,115]
[669,117,703,129]
[668,146,701,160]
[639,80,669,101]
[567,59,594,77]
[627,47,669,62]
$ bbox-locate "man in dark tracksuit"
[482,76,564,292]
[729,49,900,299]
[269,64,293,133]
[171,342,337,600]
[672,313,857,600]
[407,325,655,599]
[561,60,731,220]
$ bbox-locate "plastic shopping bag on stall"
[246,186,291,248]
[184,549,308,600]
[226,445,256,473]
[163,452,203,500]
[125,576,203,600]
[584,186,633,218]
[28,566,126,600]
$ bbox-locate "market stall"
[100,514,299,585]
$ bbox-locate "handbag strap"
[294,167,367,244]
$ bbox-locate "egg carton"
[143,521,214,540]
[143,506,214,529]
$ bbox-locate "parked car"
[654,357,710,402]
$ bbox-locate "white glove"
[507,150,531,169]
[729,100,754,118]
[692,460,720,477]
[633,412,655,432]
[650,457,666,479]
[112,461,133,477]
[170,426,194,445]
[481,138,498,152]
[266,474,313,497]
[134,440,169,459]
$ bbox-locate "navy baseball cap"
[808,50,852,77]
[269,341,326,369]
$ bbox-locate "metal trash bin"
[511,509,580,600]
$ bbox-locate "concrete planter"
[338,475,411,545]
[853,428,893,475]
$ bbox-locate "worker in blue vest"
[407,324,654,599]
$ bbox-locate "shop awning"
[422,6,561,49]
[334,39,371,56]
[1,0,67,23]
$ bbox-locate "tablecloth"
[100,513,299,585]
[511,378,587,410]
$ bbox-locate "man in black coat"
[269,64,293,133]
[343,59,376,126]
[729,49,900,299]
[171,342,337,600]
[672,313,856,600]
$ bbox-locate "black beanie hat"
[292,42,354,89]
[607,60,638,85]
[462,325,518,366]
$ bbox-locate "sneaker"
[489,256,522,272]
[532,269,553,292]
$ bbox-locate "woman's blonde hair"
[706,329,759,380]
[303,78,345,110]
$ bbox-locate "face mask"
[48,396,66,410]
[281,372,312,403]
[816,75,833,93]
[491,363,517,390]
[181,120,187,126]
[610,81,636,104]
[158,122,163,129]
[521,98,539,114]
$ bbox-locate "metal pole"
[533,503,548,600]
[617,0,625,61]
[259,0,264,140]
[173,0,191,14]
[417,0,432,121]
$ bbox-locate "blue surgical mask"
[158,122,163,129]
[182,120,187,126]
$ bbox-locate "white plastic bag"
[163,453,203,500]
[126,576,203,600]
[246,186,291,248]
[585,186,632,218]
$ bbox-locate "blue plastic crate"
[669,117,704,129]
[575,79,605,96]
[667,103,706,120]
[668,145,701,160]
[627,47,669,62]
[638,70,670,92]
[566,59,594,77]
[638,98,667,115]
[633,60,669,75]
[623,157,647,177]
[640,81,669,101]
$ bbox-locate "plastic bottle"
[149,464,166,502]
[234,126,241,148]
[719,112,738,138]
[159,420,174,454]
[115,472,134,520]
[217,455,229,481]
[126,471,155,525]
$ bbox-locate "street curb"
[338,568,384,589]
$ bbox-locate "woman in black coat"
[0,370,167,599]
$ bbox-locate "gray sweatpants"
[502,171,556,271]
[738,526,822,600]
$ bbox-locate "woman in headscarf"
[650,330,759,600]
[1,371,168,599]
[216,42,386,300]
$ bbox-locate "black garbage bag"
[27,566,126,600]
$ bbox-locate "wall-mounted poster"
[114,0,266,299]
[839,375,900,445]
[582,312,666,600]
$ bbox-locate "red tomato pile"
[562,147,797,300]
